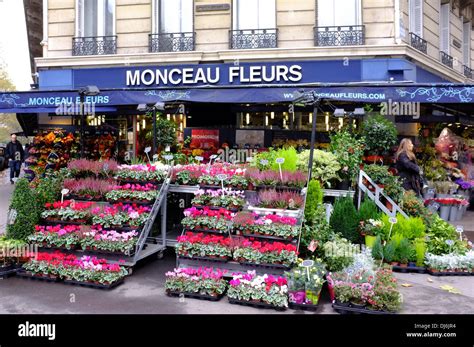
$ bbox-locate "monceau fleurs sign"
[126,64,303,86]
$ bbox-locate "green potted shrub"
[330,196,359,243]
[297,149,340,187]
[371,236,384,260]
[383,241,397,266]
[397,238,412,268]
[362,114,398,156]
[414,239,426,267]
[304,179,323,222]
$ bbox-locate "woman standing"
[395,138,422,196]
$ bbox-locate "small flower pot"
[364,235,376,248]
[408,262,417,268]
[390,262,399,267]
[399,263,408,268]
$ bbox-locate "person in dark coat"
[5,134,24,184]
[395,138,422,196]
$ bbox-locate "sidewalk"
[0,170,15,235]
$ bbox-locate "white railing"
[357,170,408,219]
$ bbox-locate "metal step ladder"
[357,170,408,219]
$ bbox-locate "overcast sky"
[0,0,33,91]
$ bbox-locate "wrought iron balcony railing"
[314,25,365,46]
[72,36,117,56]
[464,65,473,79]
[440,51,454,68]
[229,28,278,49]
[149,32,195,52]
[409,32,427,54]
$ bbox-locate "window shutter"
[463,21,471,65]
[440,3,450,54]
[180,0,193,32]
[409,0,423,37]
[318,0,335,27]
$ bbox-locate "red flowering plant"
[171,164,206,185]
[227,270,289,308]
[116,164,167,183]
[176,232,233,260]
[41,200,94,223]
[28,225,81,250]
[105,183,159,203]
[425,198,469,206]
[91,203,151,228]
[233,239,298,267]
[165,267,228,297]
[233,212,299,239]
[22,251,128,284]
[181,207,234,232]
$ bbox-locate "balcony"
[72,36,117,56]
[409,32,427,54]
[229,29,278,49]
[149,32,195,53]
[440,51,454,68]
[464,65,473,79]
[314,25,365,46]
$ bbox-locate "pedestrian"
[395,138,422,196]
[6,134,24,184]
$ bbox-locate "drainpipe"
[394,0,402,44]
[40,0,48,57]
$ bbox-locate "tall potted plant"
[362,114,398,157]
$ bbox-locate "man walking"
[6,134,24,184]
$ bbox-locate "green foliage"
[381,214,426,241]
[414,239,426,267]
[396,238,413,264]
[329,130,365,183]
[358,199,381,222]
[383,241,397,263]
[362,114,398,154]
[6,179,39,241]
[145,114,177,149]
[301,205,335,259]
[371,236,384,260]
[34,173,64,208]
[297,149,341,187]
[253,149,277,170]
[304,179,323,222]
[0,69,22,142]
[425,216,468,255]
[270,147,298,172]
[322,235,357,272]
[330,196,359,243]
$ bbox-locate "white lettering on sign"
[125,65,302,86]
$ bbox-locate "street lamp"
[78,85,100,158]
[137,102,166,155]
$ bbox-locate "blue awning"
[0,84,473,114]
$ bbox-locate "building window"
[150,0,194,52]
[76,0,115,37]
[463,21,471,66]
[74,0,116,55]
[440,3,450,54]
[153,0,193,34]
[409,0,423,38]
[315,0,364,46]
[317,0,361,27]
[230,0,277,49]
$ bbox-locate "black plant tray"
[37,245,78,252]
[63,278,124,290]
[192,205,242,213]
[427,270,473,276]
[0,265,19,278]
[184,228,230,235]
[240,232,295,243]
[228,298,286,311]
[78,247,136,258]
[66,194,105,202]
[106,199,155,206]
[332,302,396,315]
[238,261,291,270]
[178,255,229,263]
[101,226,143,233]
[391,265,427,274]
[166,290,224,302]
[16,270,61,283]
[289,302,320,312]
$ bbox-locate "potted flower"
[285,260,326,308]
[359,219,383,248]
[361,114,398,156]
[165,267,227,300]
